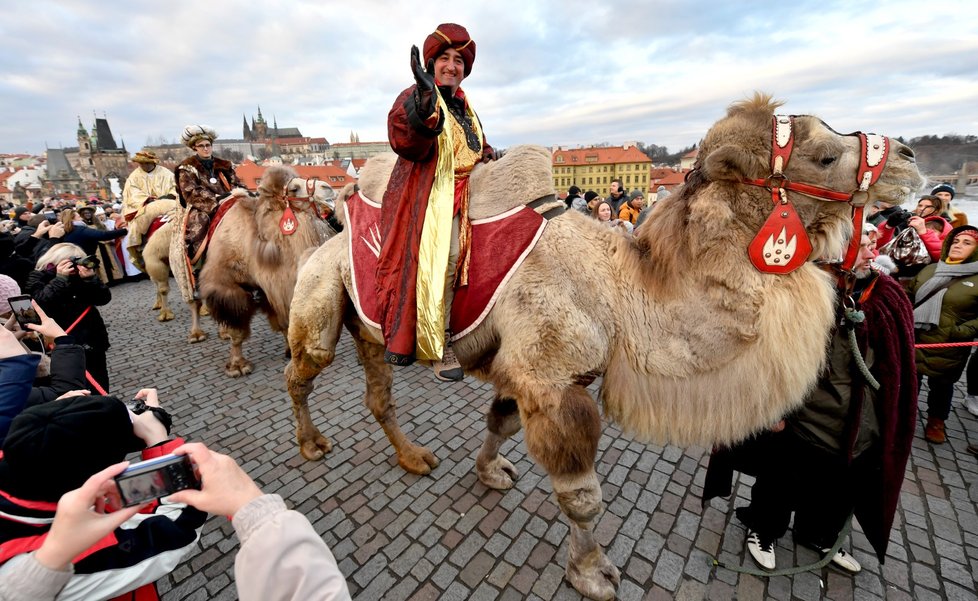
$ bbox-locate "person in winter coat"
[909,225,978,444]
[61,208,127,259]
[704,229,917,573]
[877,195,952,264]
[618,190,644,225]
[0,391,205,601]
[26,243,112,392]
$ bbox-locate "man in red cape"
[376,23,495,381]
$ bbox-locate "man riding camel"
[376,23,496,382]
[175,126,245,291]
[121,150,176,269]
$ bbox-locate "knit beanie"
[931,183,955,199]
[629,190,644,200]
[0,274,20,314]
[0,396,144,501]
[584,191,599,202]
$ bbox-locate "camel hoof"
[225,359,253,377]
[477,456,518,490]
[567,550,620,601]
[299,434,333,461]
[157,309,175,322]
[397,445,439,475]
[200,305,211,317]
[188,330,207,343]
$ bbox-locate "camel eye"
[820,156,837,166]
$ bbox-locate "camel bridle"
[742,114,890,275]
[278,177,326,235]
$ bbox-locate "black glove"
[411,45,436,115]
[886,209,912,227]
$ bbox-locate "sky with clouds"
[1,0,976,157]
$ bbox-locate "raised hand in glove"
[411,45,436,115]
[885,209,912,228]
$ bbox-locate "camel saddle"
[345,189,555,340]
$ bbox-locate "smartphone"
[43,211,58,224]
[7,295,41,328]
[114,454,201,507]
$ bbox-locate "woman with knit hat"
[376,23,496,382]
[174,126,244,278]
[909,225,978,444]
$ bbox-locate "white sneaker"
[821,548,861,574]
[965,395,978,416]
[746,529,776,570]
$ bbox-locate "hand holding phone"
[114,454,201,507]
[7,295,42,328]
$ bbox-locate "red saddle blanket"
[346,190,548,340]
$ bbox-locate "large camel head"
[685,93,924,262]
[247,166,334,266]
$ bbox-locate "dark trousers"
[737,431,862,548]
[919,374,956,420]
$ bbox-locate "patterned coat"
[175,155,242,261]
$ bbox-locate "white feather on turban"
[181,125,218,149]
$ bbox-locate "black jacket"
[26,269,111,350]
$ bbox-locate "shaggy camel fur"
[285,95,923,600]
[194,166,336,376]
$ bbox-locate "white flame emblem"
[283,218,296,233]
[761,227,797,266]
[361,223,382,258]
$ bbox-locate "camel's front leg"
[224,324,253,377]
[350,326,438,475]
[285,349,333,461]
[523,385,618,601]
[476,396,521,489]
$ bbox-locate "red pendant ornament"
[280,205,298,235]
[748,194,812,274]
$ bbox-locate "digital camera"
[114,454,201,507]
[70,254,100,270]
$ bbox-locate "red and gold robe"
[376,84,491,364]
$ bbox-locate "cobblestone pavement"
[102,278,978,600]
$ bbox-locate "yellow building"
[552,144,653,197]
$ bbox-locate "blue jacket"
[0,354,40,445]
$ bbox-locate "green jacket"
[910,225,978,378]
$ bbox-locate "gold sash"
[414,89,483,360]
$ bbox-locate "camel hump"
[356,145,558,220]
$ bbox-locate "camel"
[284,94,923,600]
[138,169,334,351]
[199,166,336,376]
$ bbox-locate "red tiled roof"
[235,163,356,191]
[552,146,652,166]
[649,167,675,180]
[0,186,11,194]
[273,137,328,145]
[653,170,689,188]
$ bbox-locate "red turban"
[423,23,476,77]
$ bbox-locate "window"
[625,175,631,184]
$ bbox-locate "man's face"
[434,48,465,93]
[853,234,875,276]
[610,182,621,196]
[139,162,155,173]
[934,191,952,204]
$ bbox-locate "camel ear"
[702,144,765,182]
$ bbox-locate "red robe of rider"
[376,23,495,381]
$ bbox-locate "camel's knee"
[285,356,320,398]
[522,387,601,477]
[487,397,521,438]
[552,471,603,525]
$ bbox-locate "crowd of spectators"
[0,195,352,598]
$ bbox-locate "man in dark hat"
[0,391,205,599]
[376,23,496,382]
